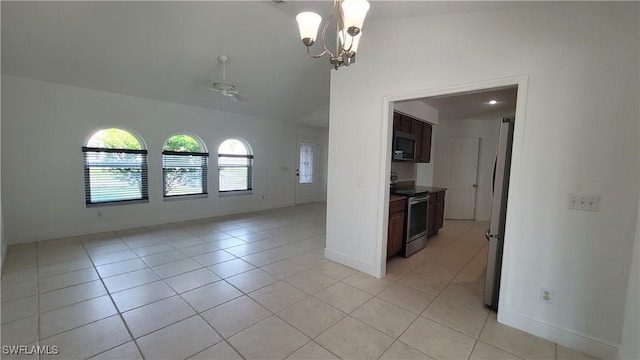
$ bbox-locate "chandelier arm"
[306,46,328,59]
[336,0,346,54]
[337,3,355,54]
[321,0,338,59]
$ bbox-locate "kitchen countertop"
[391,185,447,196]
[415,186,447,193]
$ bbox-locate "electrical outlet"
[97,211,103,217]
[567,193,600,211]
[356,176,365,187]
[540,287,553,304]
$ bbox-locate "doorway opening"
[381,78,525,315]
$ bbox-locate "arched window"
[83,128,148,205]
[162,134,209,198]
[218,139,253,193]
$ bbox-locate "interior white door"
[295,137,318,204]
[445,136,480,219]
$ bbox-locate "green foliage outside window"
[89,128,142,150]
[163,135,206,195]
[163,134,202,152]
[84,128,146,203]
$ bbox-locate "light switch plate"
[567,193,600,211]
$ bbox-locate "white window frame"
[162,134,209,199]
[217,139,253,195]
[82,129,148,206]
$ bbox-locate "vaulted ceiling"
[2,1,528,127]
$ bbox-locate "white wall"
[394,100,439,125]
[0,76,5,271]
[1,75,324,244]
[430,117,500,221]
[318,127,329,202]
[415,154,435,187]
[326,3,638,358]
[617,129,640,359]
[618,206,640,359]
[390,162,415,182]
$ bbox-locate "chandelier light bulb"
[296,12,322,46]
[341,0,370,36]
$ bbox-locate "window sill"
[219,190,253,197]
[86,199,149,208]
[163,194,208,202]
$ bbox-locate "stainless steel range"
[393,186,430,257]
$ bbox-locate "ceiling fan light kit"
[212,55,240,100]
[295,0,370,70]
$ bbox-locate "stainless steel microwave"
[393,131,416,161]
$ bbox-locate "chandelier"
[295,0,370,70]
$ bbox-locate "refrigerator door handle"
[491,154,497,200]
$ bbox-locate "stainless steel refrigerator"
[484,117,515,311]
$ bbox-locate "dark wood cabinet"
[410,119,423,158]
[428,200,436,236]
[428,189,446,237]
[387,198,406,258]
[393,111,432,163]
[393,112,412,133]
[421,123,432,163]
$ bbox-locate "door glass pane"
[299,143,314,184]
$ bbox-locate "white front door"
[295,137,318,204]
[445,136,480,219]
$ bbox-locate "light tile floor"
[1,203,598,360]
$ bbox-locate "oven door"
[404,194,429,257]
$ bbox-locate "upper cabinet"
[393,111,412,133]
[420,121,432,163]
[393,111,432,163]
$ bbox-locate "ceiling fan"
[210,55,240,101]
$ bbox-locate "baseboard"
[500,309,619,359]
[324,248,378,276]
[6,201,296,245]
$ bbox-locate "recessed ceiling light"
[488,100,498,105]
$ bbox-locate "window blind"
[162,151,209,197]
[82,147,148,205]
[218,154,253,192]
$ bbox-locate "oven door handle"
[409,195,429,204]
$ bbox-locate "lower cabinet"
[387,198,406,259]
[428,201,436,236]
[428,190,446,237]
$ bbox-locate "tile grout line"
[5,207,498,360]
[138,241,248,360]
[373,221,490,359]
[79,236,146,360]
